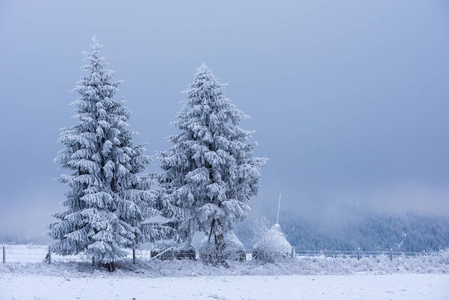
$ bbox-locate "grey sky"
[1,0,449,242]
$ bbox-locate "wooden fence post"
[133,247,136,264]
[48,245,51,264]
[291,248,295,259]
[357,248,360,260]
[324,249,327,258]
[390,248,392,261]
[3,247,5,263]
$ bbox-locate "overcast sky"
[1,0,449,242]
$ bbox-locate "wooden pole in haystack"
[276,193,282,224]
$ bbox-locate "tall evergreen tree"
[159,64,266,255]
[48,37,161,269]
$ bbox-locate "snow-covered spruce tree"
[159,63,266,261]
[48,37,163,271]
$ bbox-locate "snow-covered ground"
[1,244,448,299]
[2,273,448,300]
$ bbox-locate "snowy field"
[1,245,449,299]
[3,273,448,300]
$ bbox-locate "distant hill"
[235,213,449,252]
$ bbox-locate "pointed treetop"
[193,63,223,83]
[188,63,229,97]
[197,62,209,71]
[90,35,103,51]
[194,62,214,79]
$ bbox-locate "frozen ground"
[2,273,448,300]
[1,245,448,299]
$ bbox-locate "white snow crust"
[2,273,448,300]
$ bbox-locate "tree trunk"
[214,233,225,264]
[106,262,116,272]
[208,219,216,244]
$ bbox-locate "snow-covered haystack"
[199,231,246,262]
[253,224,292,263]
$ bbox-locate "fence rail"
[0,244,442,264]
[290,249,432,259]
